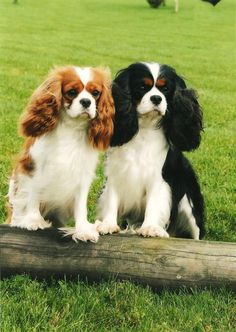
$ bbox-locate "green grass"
[0,0,235,331]
[1,276,236,332]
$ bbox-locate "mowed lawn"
[0,0,235,331]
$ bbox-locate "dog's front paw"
[95,220,120,235]
[11,214,51,231]
[137,225,169,238]
[60,223,99,243]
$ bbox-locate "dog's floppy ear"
[110,68,139,147]
[88,68,115,151]
[163,74,203,152]
[20,69,62,137]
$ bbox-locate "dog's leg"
[60,185,99,243]
[96,184,120,235]
[11,189,51,230]
[176,195,200,240]
[137,180,171,238]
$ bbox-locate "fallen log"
[0,225,235,291]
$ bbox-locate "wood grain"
[0,225,235,290]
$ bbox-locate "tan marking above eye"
[63,81,84,94]
[156,78,166,87]
[143,78,153,86]
[86,82,102,97]
[60,66,84,94]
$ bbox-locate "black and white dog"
[96,62,205,239]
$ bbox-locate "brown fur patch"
[16,137,36,175]
[59,67,80,86]
[143,77,153,86]
[86,82,102,100]
[156,78,166,88]
[20,66,79,138]
[5,201,13,224]
[87,68,114,150]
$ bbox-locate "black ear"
[163,87,203,152]
[176,75,187,89]
[110,69,139,147]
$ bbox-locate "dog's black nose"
[150,95,162,105]
[80,98,91,108]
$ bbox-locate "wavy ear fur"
[88,69,115,151]
[20,71,62,137]
[110,69,138,147]
[163,87,203,152]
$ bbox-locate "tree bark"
[0,225,235,291]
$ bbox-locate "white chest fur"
[10,117,100,242]
[30,119,98,203]
[106,116,169,212]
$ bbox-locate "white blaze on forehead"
[137,62,167,116]
[74,67,92,86]
[143,62,161,82]
[66,67,96,119]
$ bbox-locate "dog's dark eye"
[160,86,169,93]
[91,90,100,97]
[138,82,147,90]
[66,89,78,98]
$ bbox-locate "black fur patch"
[162,147,205,239]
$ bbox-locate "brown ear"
[88,70,115,151]
[20,70,62,137]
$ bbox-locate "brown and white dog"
[7,66,114,242]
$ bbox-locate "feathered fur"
[97,62,205,240]
[7,66,114,243]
